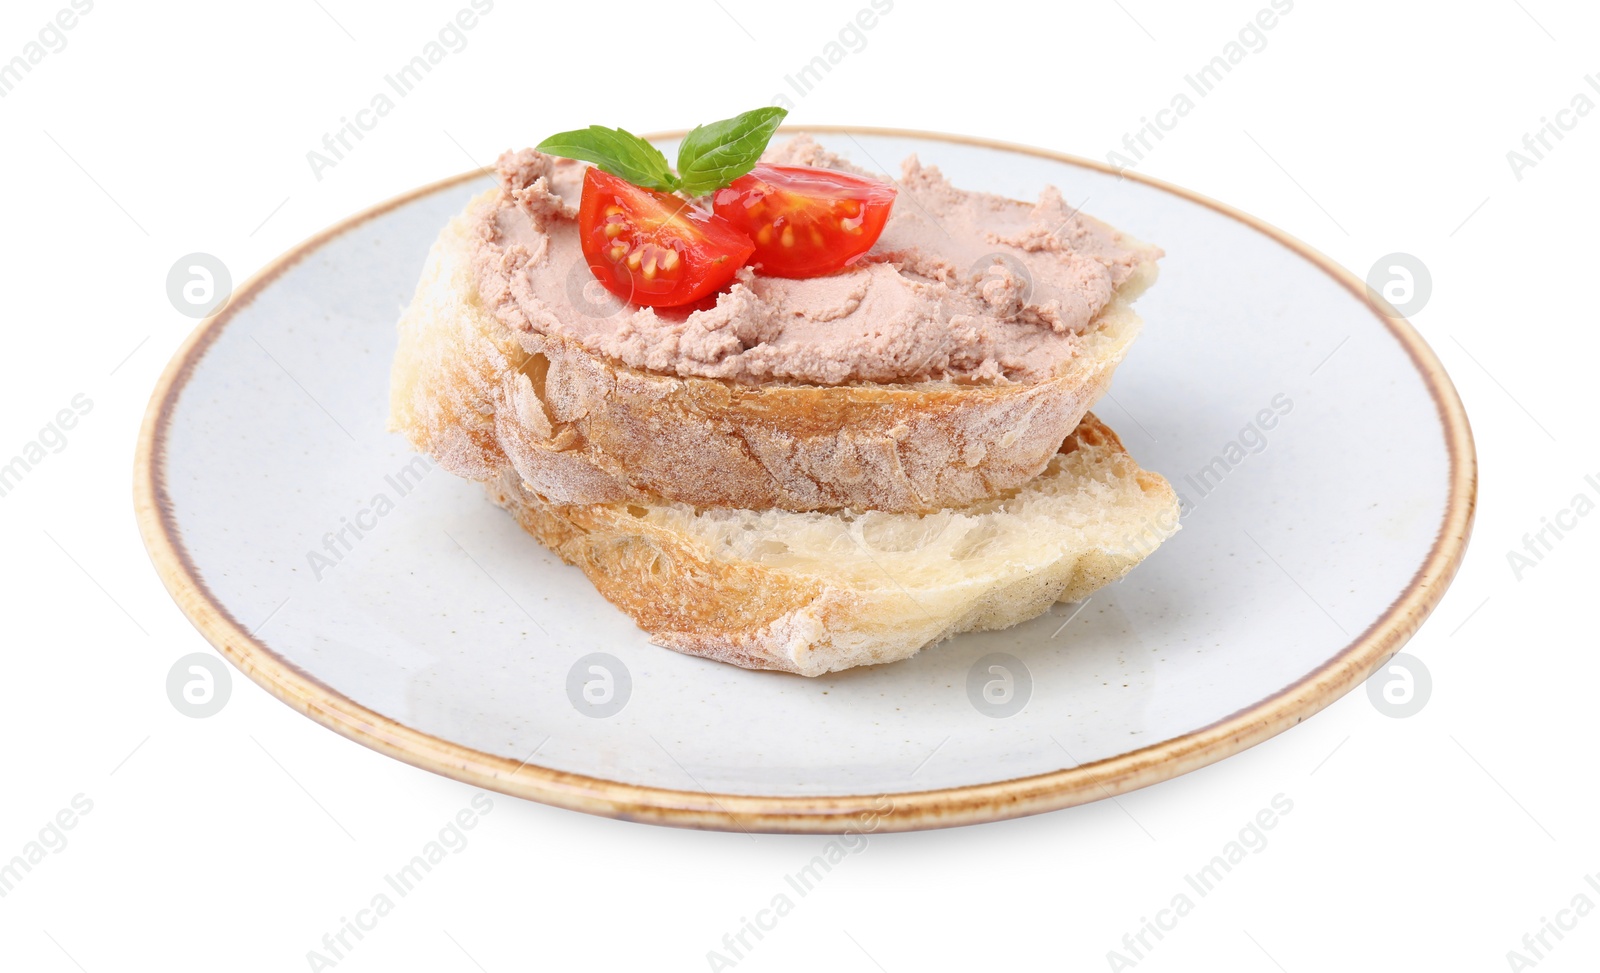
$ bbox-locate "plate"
[135,129,1475,833]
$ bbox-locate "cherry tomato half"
[712,164,896,278]
[577,167,755,307]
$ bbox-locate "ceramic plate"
[135,129,1475,833]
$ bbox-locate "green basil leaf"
[536,126,680,192]
[675,107,788,197]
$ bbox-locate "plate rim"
[133,126,1477,833]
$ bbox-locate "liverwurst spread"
[473,136,1158,386]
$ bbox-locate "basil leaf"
[536,126,680,192]
[675,107,788,197]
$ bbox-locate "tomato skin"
[712,164,896,278]
[577,167,755,308]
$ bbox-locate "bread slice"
[487,414,1179,676]
[389,189,1159,514]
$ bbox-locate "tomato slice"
[711,164,896,278]
[577,167,755,308]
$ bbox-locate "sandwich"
[390,108,1179,675]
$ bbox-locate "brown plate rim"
[132,125,1477,833]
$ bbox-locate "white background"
[2,0,1597,970]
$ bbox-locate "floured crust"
[486,415,1180,676]
[390,190,1158,513]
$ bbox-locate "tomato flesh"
[712,164,896,278]
[577,167,755,307]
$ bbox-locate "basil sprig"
[537,107,787,197]
[534,126,680,192]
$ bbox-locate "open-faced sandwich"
[390,108,1179,676]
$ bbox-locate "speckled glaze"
[134,129,1475,833]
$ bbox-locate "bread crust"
[486,414,1179,676]
[390,191,1157,513]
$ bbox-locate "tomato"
[577,167,755,308]
[711,164,896,278]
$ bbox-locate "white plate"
[136,129,1474,832]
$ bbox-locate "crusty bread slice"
[487,414,1179,676]
[390,190,1158,514]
